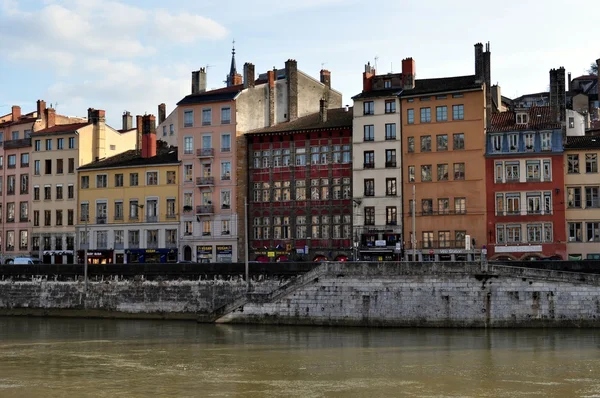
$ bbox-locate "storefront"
[77,250,114,264]
[253,250,289,262]
[125,248,178,263]
[43,250,75,264]
[196,245,213,263]
[216,245,233,263]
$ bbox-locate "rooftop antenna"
[321,62,326,70]
[374,56,379,71]
[390,62,393,73]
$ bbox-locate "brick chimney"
[121,111,132,131]
[549,67,567,124]
[45,107,56,128]
[285,59,298,121]
[401,58,416,90]
[191,67,207,94]
[231,73,243,85]
[362,62,375,92]
[141,114,157,158]
[158,103,166,124]
[243,62,255,88]
[474,42,484,78]
[320,69,331,89]
[268,69,276,126]
[319,99,328,123]
[568,72,572,91]
[136,115,143,151]
[36,100,46,118]
[87,108,106,161]
[11,105,21,121]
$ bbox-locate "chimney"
[11,105,21,121]
[491,85,502,112]
[319,99,328,123]
[285,59,298,121]
[568,72,572,91]
[45,107,56,128]
[136,115,143,151]
[549,67,567,124]
[231,73,243,86]
[88,109,106,161]
[362,62,375,92]
[243,62,255,88]
[141,114,157,158]
[597,58,600,103]
[191,68,207,94]
[320,69,331,89]
[479,42,493,127]
[36,100,46,119]
[122,111,132,131]
[401,58,416,90]
[474,42,484,79]
[267,69,276,126]
[158,103,166,124]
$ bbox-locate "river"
[0,317,599,397]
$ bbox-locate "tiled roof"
[78,146,179,170]
[0,117,37,128]
[565,135,600,150]
[177,84,244,106]
[247,107,353,135]
[352,88,401,101]
[401,75,483,97]
[573,75,597,81]
[33,122,90,135]
[488,106,561,132]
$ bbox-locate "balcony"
[385,161,397,168]
[166,241,178,248]
[417,240,468,250]
[363,162,374,169]
[196,176,215,186]
[196,205,214,215]
[418,209,467,216]
[196,148,214,158]
[147,242,158,249]
[3,138,32,150]
[128,242,140,249]
[145,215,158,223]
[96,216,107,224]
[114,242,124,250]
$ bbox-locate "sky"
[0,0,598,128]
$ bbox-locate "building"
[350,58,414,261]
[175,47,342,263]
[0,100,86,263]
[247,104,353,262]
[568,64,599,123]
[76,115,180,264]
[564,135,600,260]
[400,42,492,261]
[155,103,179,148]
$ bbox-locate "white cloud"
[154,10,228,43]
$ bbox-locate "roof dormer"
[516,112,528,125]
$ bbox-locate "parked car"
[8,257,41,265]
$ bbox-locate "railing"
[196,205,214,214]
[196,176,215,186]
[96,216,107,224]
[128,242,139,249]
[416,240,469,249]
[166,241,178,248]
[363,162,374,169]
[196,148,214,157]
[147,242,158,249]
[3,138,32,150]
[145,215,158,223]
[385,161,397,168]
[417,209,467,216]
[114,243,124,250]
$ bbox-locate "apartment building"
[155,103,178,147]
[351,58,414,261]
[247,104,353,262]
[32,108,136,264]
[76,115,180,264]
[400,43,492,261]
[176,48,342,262]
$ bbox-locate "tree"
[589,62,598,75]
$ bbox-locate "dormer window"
[384,80,392,88]
[516,113,528,124]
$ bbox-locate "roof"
[352,88,401,101]
[0,117,37,129]
[489,106,561,132]
[565,135,600,150]
[247,107,353,135]
[177,85,243,106]
[78,146,179,171]
[33,122,90,136]
[401,75,483,97]
[573,75,597,81]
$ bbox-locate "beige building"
[156,103,179,148]
[564,135,600,260]
[31,108,137,263]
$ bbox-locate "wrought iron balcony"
[196,205,214,215]
[196,176,215,186]
[196,148,214,157]
[145,215,158,223]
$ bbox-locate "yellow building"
[76,115,181,264]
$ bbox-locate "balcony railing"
[3,138,32,150]
[114,242,124,250]
[415,240,469,250]
[363,162,374,169]
[385,161,397,168]
[147,242,158,249]
[417,209,467,216]
[196,205,214,214]
[196,176,215,186]
[145,215,158,223]
[196,148,214,157]
[96,216,107,224]
[166,241,178,248]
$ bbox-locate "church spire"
[227,39,237,87]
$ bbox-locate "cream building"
[31,108,136,263]
[565,135,600,260]
[156,103,179,148]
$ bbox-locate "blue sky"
[0,0,598,128]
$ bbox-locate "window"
[438,198,450,214]
[587,222,600,242]
[20,153,29,167]
[438,231,451,248]
[20,174,28,194]
[146,171,158,185]
[6,202,15,222]
[407,109,414,124]
[526,160,540,181]
[386,178,397,196]
[363,101,374,115]
[453,163,465,180]
[385,149,396,168]
[184,110,193,127]
[57,138,64,150]
[437,164,449,181]
[505,161,519,181]
[96,174,107,188]
[569,117,575,129]
[11,131,18,140]
[34,211,39,227]
[55,210,63,226]
[33,186,40,201]
[407,137,415,152]
[162,126,167,136]
[436,134,448,151]
[452,104,464,120]
[202,108,212,125]
[567,187,581,208]
[96,231,108,249]
[45,139,52,150]
[384,80,392,88]
[184,164,193,182]
[114,201,123,220]
[363,151,374,168]
[166,171,176,184]
[436,106,448,121]
[526,193,542,214]
[43,159,51,175]
[170,124,174,135]
[68,209,73,225]
[364,179,375,197]
[541,132,552,151]
[295,148,306,166]
[420,165,432,182]
[129,200,139,220]
[363,125,374,141]
[115,174,123,187]
[364,207,375,225]
[420,108,431,123]
[44,185,51,200]
[68,137,75,148]
[68,184,74,199]
[221,134,231,152]
[129,230,140,246]
[420,135,431,152]
[184,137,193,154]
[68,158,74,173]
[586,154,598,173]
[35,140,41,151]
[543,160,551,181]
[422,232,433,249]
[453,133,465,150]
[385,124,396,140]
[527,224,542,243]
[586,187,600,208]
[221,107,231,124]
[130,173,139,186]
[385,100,396,113]
[568,222,582,242]
[386,207,397,225]
[221,162,231,180]
[567,154,579,174]
[19,202,27,222]
[56,185,63,200]
[508,134,518,152]
[454,198,466,214]
[495,161,503,183]
[524,133,535,151]
[80,202,89,221]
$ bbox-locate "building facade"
[350,59,413,261]
[76,115,180,264]
[156,103,179,148]
[176,50,342,263]
[247,106,353,262]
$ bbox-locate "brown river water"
[0,317,599,397]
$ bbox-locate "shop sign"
[196,245,213,255]
[216,245,232,255]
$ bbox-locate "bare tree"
[589,62,598,75]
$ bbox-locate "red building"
[246,104,353,262]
